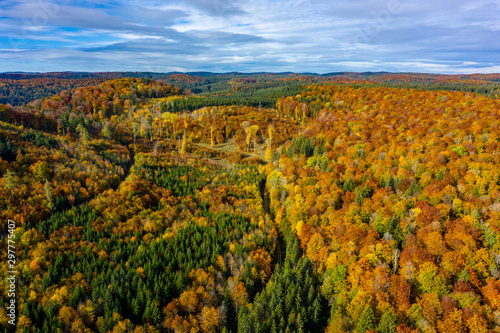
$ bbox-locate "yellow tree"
[180,130,187,155]
[265,147,273,162]
[210,125,216,147]
[241,121,251,151]
[437,309,465,333]
[179,290,199,313]
[268,125,274,149]
[45,180,54,212]
[198,307,219,332]
[249,125,260,152]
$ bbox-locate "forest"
[2,72,499,107]
[0,72,500,333]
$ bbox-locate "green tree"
[4,169,16,198]
[404,179,421,197]
[33,161,50,182]
[356,306,375,333]
[416,262,449,297]
[101,123,112,142]
[69,285,86,308]
[343,177,356,192]
[377,310,397,333]
[132,121,140,145]
[76,124,89,146]
[144,299,161,325]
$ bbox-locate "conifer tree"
[377,310,398,333]
[4,169,15,199]
[356,306,375,333]
[101,123,112,142]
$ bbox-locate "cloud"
[185,30,266,44]
[185,0,245,17]
[83,38,205,55]
[1,2,186,37]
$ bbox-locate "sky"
[0,0,499,74]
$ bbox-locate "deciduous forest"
[1,72,500,333]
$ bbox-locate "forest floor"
[194,141,267,171]
[195,137,267,161]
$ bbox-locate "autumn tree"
[101,123,112,142]
[76,123,89,146]
[3,169,16,198]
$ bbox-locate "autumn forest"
[1,72,500,333]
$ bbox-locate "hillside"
[2,72,499,107]
[0,75,500,332]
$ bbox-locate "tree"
[199,306,219,332]
[265,147,273,162]
[69,284,86,308]
[356,306,375,333]
[437,309,465,333]
[132,121,140,145]
[268,125,274,149]
[417,262,449,297]
[179,290,198,313]
[144,300,161,325]
[241,121,251,151]
[343,177,356,192]
[4,169,15,198]
[404,179,421,197]
[101,123,112,142]
[45,180,54,212]
[180,132,187,155]
[250,125,259,151]
[210,125,216,147]
[377,310,397,333]
[76,124,89,146]
[33,161,50,182]
[0,103,9,121]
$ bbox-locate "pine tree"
[343,177,356,192]
[69,284,85,308]
[404,179,421,197]
[33,161,50,182]
[356,306,375,333]
[296,312,304,333]
[4,169,15,199]
[312,295,322,324]
[377,310,398,333]
[101,123,112,141]
[150,300,161,325]
[237,307,250,333]
[76,124,89,146]
[387,215,404,249]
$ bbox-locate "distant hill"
[1,71,499,106]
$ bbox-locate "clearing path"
[194,137,267,161]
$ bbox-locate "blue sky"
[0,0,499,73]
